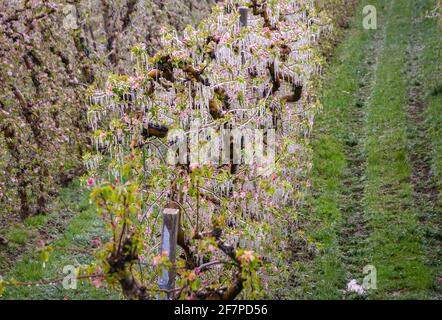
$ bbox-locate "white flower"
[346,279,366,295]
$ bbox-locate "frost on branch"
[89,0,324,300]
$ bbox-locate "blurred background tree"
[0,0,217,220]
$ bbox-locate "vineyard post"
[239,7,249,65]
[157,208,179,299]
[239,6,249,27]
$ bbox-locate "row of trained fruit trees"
[0,0,216,220]
[87,0,326,299]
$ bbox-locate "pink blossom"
[188,272,196,281]
[189,163,200,171]
[239,250,255,263]
[159,26,168,34]
[219,33,230,45]
[91,237,101,248]
[173,50,190,61]
[90,266,104,288]
[91,278,103,288]
[152,254,162,267]
[87,177,95,187]
[36,239,45,249]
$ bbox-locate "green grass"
[419,0,442,296]
[1,181,120,300]
[6,227,31,245]
[364,0,432,299]
[23,215,50,228]
[422,9,442,199]
[294,0,441,300]
[293,0,380,299]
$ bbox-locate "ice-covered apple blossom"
[88,0,326,299]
